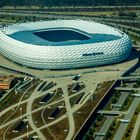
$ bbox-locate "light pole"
[26,125,29,138]
[31,77,34,87]
[0,113,1,125]
[20,107,22,120]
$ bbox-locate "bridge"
[117,76,140,81]
[132,94,140,97]
[115,87,140,92]
[97,110,125,115]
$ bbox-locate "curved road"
[26,86,46,140]
[63,86,75,140]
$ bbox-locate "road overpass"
[97,110,125,115]
[115,87,140,91]
[116,76,140,81]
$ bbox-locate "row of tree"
[0,0,139,7]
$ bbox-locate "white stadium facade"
[0,20,132,70]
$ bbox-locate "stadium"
[0,20,132,70]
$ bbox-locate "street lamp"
[20,107,22,120]
[0,114,1,125]
[31,77,34,87]
[26,125,29,138]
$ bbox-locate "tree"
[112,98,117,104]
[89,129,93,136]
[0,0,140,7]
[125,132,129,137]
[106,131,112,139]
[84,134,91,140]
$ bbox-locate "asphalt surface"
[1,67,137,140]
[95,116,114,140]
[26,84,46,140]
[114,97,140,140]
[95,89,133,140]
[131,113,140,140]
[63,86,75,140]
[116,92,129,107]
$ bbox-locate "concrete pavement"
[131,113,140,140]
[0,90,84,129]
[26,88,46,140]
[114,97,140,140]
[62,86,75,140]
[95,116,114,140]
[1,68,126,140]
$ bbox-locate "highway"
[113,76,140,81]
[115,92,129,107]
[95,89,132,140]
[131,113,140,140]
[114,97,140,140]
[95,116,114,140]
[97,110,126,115]
[115,87,140,91]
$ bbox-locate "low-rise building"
[0,76,15,90]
